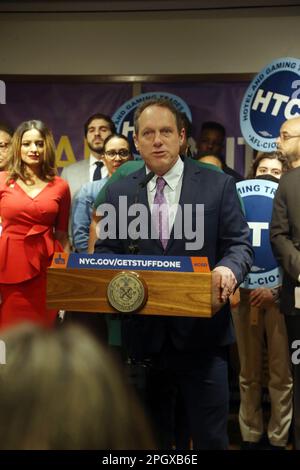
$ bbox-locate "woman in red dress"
[0,120,70,329]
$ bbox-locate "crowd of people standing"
[0,102,300,450]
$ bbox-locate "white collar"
[89,154,103,167]
[147,156,184,192]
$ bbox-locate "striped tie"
[152,177,169,249]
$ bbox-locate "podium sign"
[47,253,212,318]
[236,179,282,289]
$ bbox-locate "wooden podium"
[47,253,213,318]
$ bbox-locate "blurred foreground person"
[0,324,154,450]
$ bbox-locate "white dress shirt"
[89,154,108,181]
[146,156,184,235]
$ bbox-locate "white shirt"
[89,154,108,181]
[146,156,184,234]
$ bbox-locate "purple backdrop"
[0,80,250,174]
[142,82,250,175]
[0,82,132,171]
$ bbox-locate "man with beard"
[270,116,300,449]
[61,113,115,199]
[61,114,115,325]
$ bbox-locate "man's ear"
[179,128,185,146]
[133,133,139,151]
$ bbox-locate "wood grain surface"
[47,268,212,317]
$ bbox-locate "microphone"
[139,171,155,189]
[255,174,279,184]
[128,171,155,255]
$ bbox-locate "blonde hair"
[7,120,57,184]
[0,324,155,450]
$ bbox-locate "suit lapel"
[178,159,202,205]
[129,160,202,252]
[131,167,149,207]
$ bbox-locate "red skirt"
[0,272,57,331]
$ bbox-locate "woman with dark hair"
[247,150,290,179]
[0,120,70,329]
[232,151,293,450]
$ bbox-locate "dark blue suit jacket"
[95,158,253,359]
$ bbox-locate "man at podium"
[95,98,253,449]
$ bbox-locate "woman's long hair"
[7,120,57,184]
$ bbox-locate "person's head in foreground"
[0,324,154,450]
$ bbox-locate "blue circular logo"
[112,92,192,159]
[240,57,300,151]
[236,179,282,289]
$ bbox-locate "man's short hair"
[200,121,226,139]
[134,98,183,134]
[84,113,116,137]
[179,112,192,139]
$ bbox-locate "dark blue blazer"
[95,158,253,358]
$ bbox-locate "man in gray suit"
[61,113,116,199]
[61,113,115,326]
[270,116,300,449]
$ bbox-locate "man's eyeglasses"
[105,149,130,159]
[279,133,300,141]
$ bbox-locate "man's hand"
[249,288,274,308]
[212,266,237,312]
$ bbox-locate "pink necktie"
[152,177,169,249]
